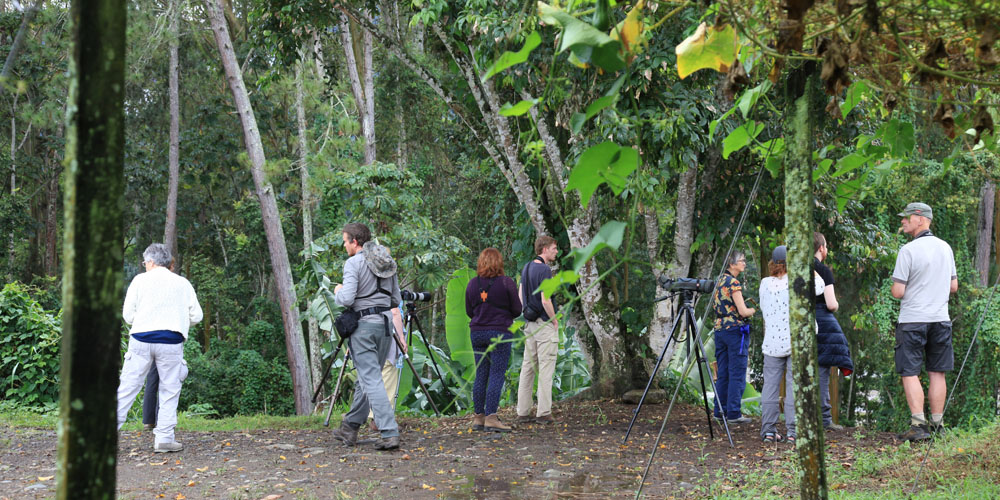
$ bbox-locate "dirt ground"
[1,400,897,499]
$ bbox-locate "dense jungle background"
[1,0,999,451]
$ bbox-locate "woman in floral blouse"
[712,251,756,424]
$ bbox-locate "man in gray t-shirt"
[890,202,958,442]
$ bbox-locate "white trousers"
[116,338,188,444]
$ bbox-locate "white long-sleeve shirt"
[122,267,203,339]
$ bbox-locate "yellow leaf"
[436,470,446,474]
[195,467,208,472]
[421,483,436,490]
[279,455,286,460]
[186,480,196,487]
[611,0,645,57]
[675,22,739,79]
[175,494,186,500]
[37,476,53,481]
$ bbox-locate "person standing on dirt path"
[516,235,560,425]
[891,202,958,442]
[712,250,756,425]
[331,223,403,451]
[813,232,853,432]
[466,247,522,433]
[116,243,202,453]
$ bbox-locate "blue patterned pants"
[471,330,512,415]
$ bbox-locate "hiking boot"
[332,422,359,446]
[143,423,154,432]
[153,441,183,453]
[825,423,844,431]
[515,415,534,424]
[373,435,400,450]
[369,420,378,432]
[898,424,931,442]
[484,414,511,433]
[929,421,944,433]
[472,413,486,431]
[534,414,557,424]
[726,416,752,424]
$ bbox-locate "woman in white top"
[759,245,824,444]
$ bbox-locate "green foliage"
[445,268,476,378]
[537,1,625,72]
[0,283,61,409]
[564,143,639,208]
[181,337,296,417]
[483,31,541,80]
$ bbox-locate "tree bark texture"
[783,62,828,500]
[975,181,995,287]
[56,0,125,497]
[0,0,44,82]
[296,57,323,394]
[8,93,17,279]
[207,0,313,414]
[163,0,180,257]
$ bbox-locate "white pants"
[116,338,188,444]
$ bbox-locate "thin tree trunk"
[163,0,180,256]
[0,0,44,83]
[56,0,125,495]
[338,17,375,165]
[296,56,323,395]
[784,62,827,500]
[975,181,995,287]
[8,92,17,279]
[45,168,59,275]
[207,0,313,414]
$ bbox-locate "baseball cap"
[897,202,933,219]
[771,245,787,263]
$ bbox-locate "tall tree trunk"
[163,0,180,256]
[8,92,16,280]
[56,0,125,496]
[784,61,827,500]
[339,16,375,165]
[207,0,313,414]
[296,56,323,395]
[45,168,59,275]
[975,181,995,287]
[0,0,44,83]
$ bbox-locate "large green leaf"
[569,95,618,134]
[722,121,762,159]
[675,22,738,79]
[483,31,542,80]
[565,221,627,274]
[538,2,625,72]
[445,268,475,372]
[564,142,639,208]
[839,80,868,117]
[499,98,538,117]
[536,270,581,300]
[830,152,870,177]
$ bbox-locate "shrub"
[0,282,61,409]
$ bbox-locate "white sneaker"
[154,441,183,453]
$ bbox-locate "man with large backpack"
[331,223,402,450]
[516,235,560,424]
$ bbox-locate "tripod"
[313,304,444,425]
[623,289,734,445]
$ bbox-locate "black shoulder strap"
[356,275,392,301]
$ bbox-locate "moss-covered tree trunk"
[56,0,125,497]
[783,61,827,500]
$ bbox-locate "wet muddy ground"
[1,400,896,499]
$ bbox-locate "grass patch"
[706,421,1000,499]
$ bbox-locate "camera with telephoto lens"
[657,276,714,294]
[401,290,432,302]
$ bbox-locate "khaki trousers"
[368,357,400,420]
[517,320,559,417]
